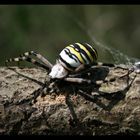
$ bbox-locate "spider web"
[70,14,140,66]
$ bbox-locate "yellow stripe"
[76,43,94,62]
[66,46,85,64]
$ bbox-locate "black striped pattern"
[59,55,76,71]
[64,48,80,63]
[5,51,36,63]
[58,43,98,71]
[81,43,98,61]
[72,43,91,63]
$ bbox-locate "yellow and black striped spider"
[5,42,140,105]
[5,42,114,94]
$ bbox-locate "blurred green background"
[0,5,140,66]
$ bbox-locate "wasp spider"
[5,43,115,93]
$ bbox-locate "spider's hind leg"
[64,77,101,86]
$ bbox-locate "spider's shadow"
[61,66,134,112]
[7,67,45,86]
[74,67,135,111]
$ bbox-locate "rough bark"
[0,66,140,135]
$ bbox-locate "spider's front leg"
[25,51,53,69]
[5,51,53,71]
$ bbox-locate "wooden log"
[0,66,140,135]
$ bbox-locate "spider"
[5,42,122,95]
[5,42,140,110]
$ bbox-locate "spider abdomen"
[58,43,98,71]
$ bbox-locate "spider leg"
[69,62,114,78]
[6,51,53,69]
[64,77,91,84]
[64,77,98,85]
[74,64,87,72]
[5,56,51,71]
[25,51,53,69]
[96,62,115,67]
[65,93,79,124]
